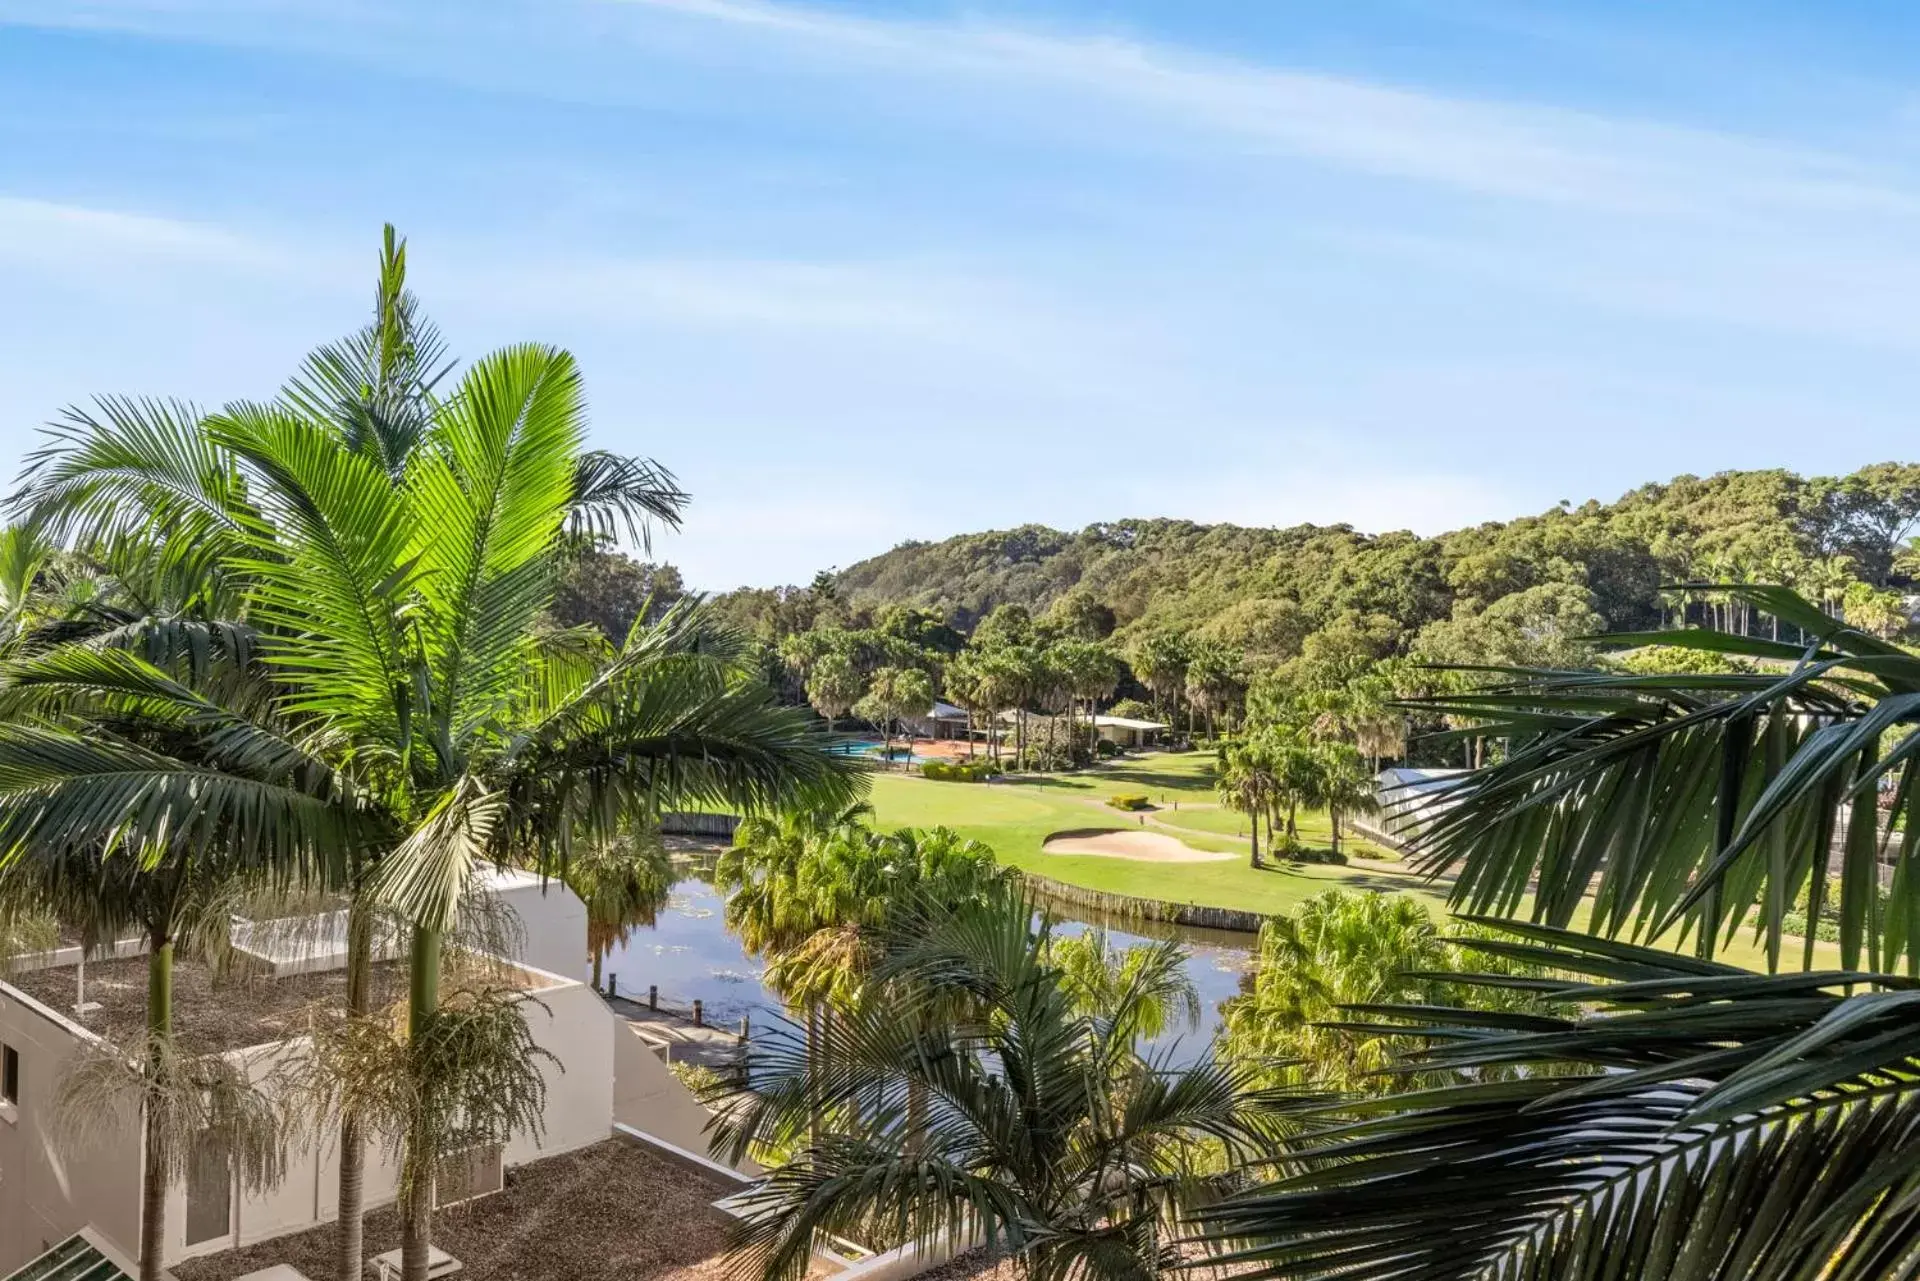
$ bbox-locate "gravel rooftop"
[173,1137,745,1281]
[7,954,412,1056]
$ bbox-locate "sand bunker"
[1041,829,1235,863]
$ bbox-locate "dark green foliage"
[1202,924,1920,1281]
[549,546,684,643]
[792,465,1920,658]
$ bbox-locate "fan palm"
[1217,735,1279,868]
[0,343,862,1281]
[716,892,1293,1281]
[563,828,675,992]
[1201,586,1920,1279]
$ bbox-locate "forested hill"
[821,464,1920,649]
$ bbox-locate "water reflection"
[600,877,1255,1065]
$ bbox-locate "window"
[435,1144,504,1208]
[184,1131,233,1247]
[2,1044,18,1105]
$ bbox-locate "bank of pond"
[601,877,1255,1065]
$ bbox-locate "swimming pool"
[828,738,938,765]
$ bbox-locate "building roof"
[1091,715,1169,731]
[923,700,969,720]
[171,1137,744,1281]
[2,1233,132,1281]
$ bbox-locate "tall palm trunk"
[334,897,373,1281]
[1330,807,1342,856]
[1248,798,1261,870]
[806,1004,821,1149]
[400,927,441,1281]
[139,931,175,1281]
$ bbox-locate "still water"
[600,878,1258,1065]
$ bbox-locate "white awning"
[1091,715,1168,731]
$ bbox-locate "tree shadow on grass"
[1251,861,1436,896]
[998,775,1097,793]
[1089,767,1217,792]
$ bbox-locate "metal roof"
[2,1234,132,1281]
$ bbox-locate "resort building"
[0,872,709,1280]
[1373,766,1465,842]
[1087,715,1168,750]
[899,701,972,742]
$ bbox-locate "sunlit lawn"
[865,751,1442,918]
[866,750,1841,971]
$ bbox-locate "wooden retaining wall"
[1017,872,1268,934]
[660,811,741,839]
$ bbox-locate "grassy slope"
[865,750,1837,971]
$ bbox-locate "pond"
[599,877,1257,1065]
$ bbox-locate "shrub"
[922,759,996,783]
[1286,848,1348,866]
[1107,793,1152,811]
[669,1060,727,1099]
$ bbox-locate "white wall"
[479,869,592,986]
[611,1023,757,1172]
[173,963,615,1266]
[0,982,145,1275]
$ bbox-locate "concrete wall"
[1,957,618,1272]
[172,962,615,1266]
[0,982,145,1275]
[479,869,592,986]
[611,1022,756,1171]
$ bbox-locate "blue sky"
[6,1,1920,589]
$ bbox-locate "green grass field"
[864,750,1837,971]
[865,751,1441,917]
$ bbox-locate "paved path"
[604,994,749,1071]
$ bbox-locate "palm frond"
[1201,922,1920,1281]
[405,344,583,765]
[568,449,688,551]
[1403,587,1920,971]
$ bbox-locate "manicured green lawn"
[865,750,1840,971]
[865,752,1446,917]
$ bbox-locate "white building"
[1088,715,1169,750]
[0,875,634,1278]
[1374,766,1466,843]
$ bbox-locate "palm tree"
[1043,926,1201,1042]
[1,345,862,1281]
[562,829,675,991]
[16,226,703,1281]
[1310,741,1377,857]
[804,649,864,737]
[854,666,934,770]
[716,892,1291,1281]
[0,638,326,1281]
[1218,735,1279,868]
[1053,639,1121,764]
[1129,632,1190,732]
[1185,641,1242,740]
[1202,586,1920,1279]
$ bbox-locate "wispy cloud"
[13,0,1920,220]
[613,0,1920,220]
